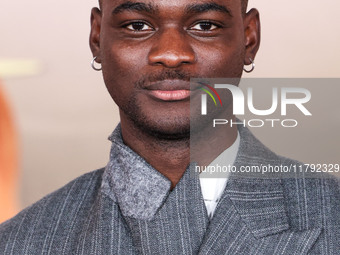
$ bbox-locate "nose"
[148,28,196,68]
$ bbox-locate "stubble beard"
[122,93,191,141]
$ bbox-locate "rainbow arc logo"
[199,83,223,115]
[200,84,223,106]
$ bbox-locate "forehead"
[101,0,241,16]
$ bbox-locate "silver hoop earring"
[91,56,102,71]
[243,58,255,73]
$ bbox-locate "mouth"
[148,90,191,101]
[145,80,192,101]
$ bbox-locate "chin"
[121,96,190,139]
[137,115,191,140]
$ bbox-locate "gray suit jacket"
[1,125,339,254]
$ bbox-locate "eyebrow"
[112,1,157,14]
[185,2,232,17]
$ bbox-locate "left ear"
[243,8,261,65]
[89,7,102,62]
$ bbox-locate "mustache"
[135,70,197,89]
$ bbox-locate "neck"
[120,118,190,189]
[119,113,237,189]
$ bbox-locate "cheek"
[103,46,147,80]
[101,43,149,99]
[195,43,245,77]
[192,27,246,77]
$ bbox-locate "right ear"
[89,7,102,62]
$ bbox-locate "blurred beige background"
[0,0,339,211]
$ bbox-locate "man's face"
[90,0,259,138]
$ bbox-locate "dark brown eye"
[199,22,212,30]
[191,22,218,31]
[126,22,152,31]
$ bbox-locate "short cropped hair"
[98,0,249,14]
